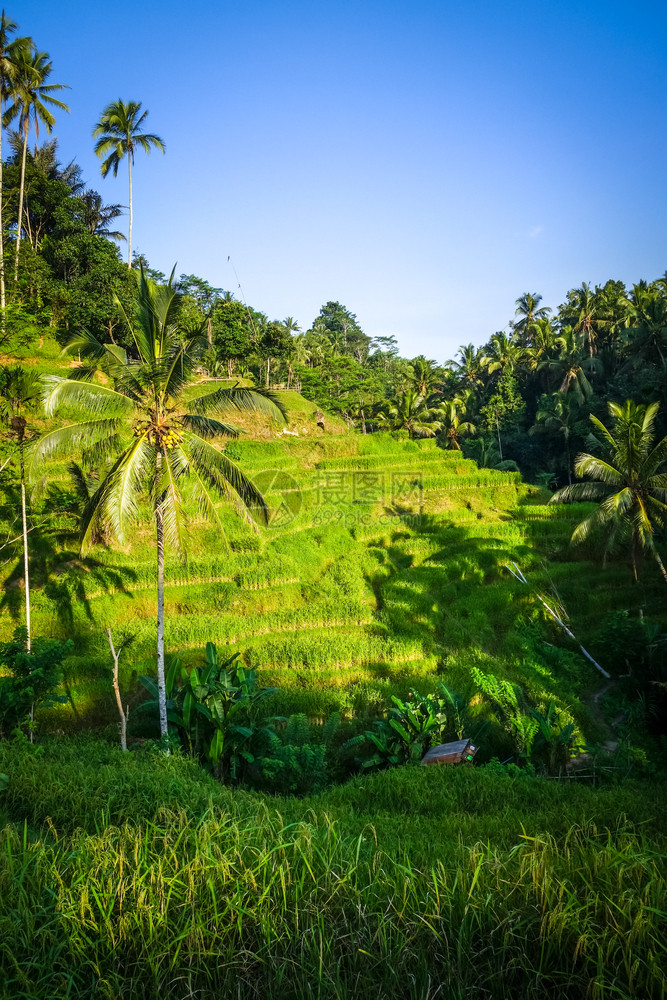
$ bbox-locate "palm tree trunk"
[19,437,31,653]
[13,126,28,283]
[155,502,168,737]
[652,548,667,585]
[127,152,133,268]
[496,419,503,461]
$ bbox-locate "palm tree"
[621,284,667,369]
[512,292,551,346]
[4,48,69,281]
[0,13,32,313]
[93,100,165,268]
[378,390,443,439]
[551,400,667,583]
[530,393,580,484]
[447,343,489,391]
[80,189,126,240]
[538,327,599,402]
[407,356,442,398]
[485,332,527,375]
[437,395,477,450]
[561,282,611,357]
[30,270,286,735]
[0,364,41,651]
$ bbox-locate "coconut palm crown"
[93,99,165,267]
[30,269,287,733]
[550,400,667,583]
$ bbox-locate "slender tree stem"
[14,125,28,282]
[19,437,30,653]
[127,151,133,268]
[105,626,127,750]
[155,500,168,737]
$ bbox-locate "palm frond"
[41,376,134,418]
[156,447,188,560]
[185,434,269,524]
[189,385,287,423]
[572,454,624,486]
[181,414,240,439]
[26,419,123,479]
[93,434,153,550]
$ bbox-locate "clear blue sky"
[16,0,667,361]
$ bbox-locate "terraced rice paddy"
[5,423,664,734]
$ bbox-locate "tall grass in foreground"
[0,811,664,1000]
[0,740,665,1000]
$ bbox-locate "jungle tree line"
[4,112,667,488]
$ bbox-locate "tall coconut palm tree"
[561,282,612,357]
[621,284,667,369]
[4,48,69,281]
[485,332,527,376]
[377,390,443,439]
[538,327,600,402]
[0,364,41,651]
[0,13,32,314]
[512,292,551,346]
[437,395,477,450]
[551,400,667,583]
[407,356,443,399]
[30,270,286,735]
[530,393,580,484]
[447,343,489,391]
[93,100,165,268]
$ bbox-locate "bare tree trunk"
[266,356,270,389]
[155,501,168,737]
[105,626,128,750]
[14,127,28,282]
[127,152,133,268]
[496,420,503,461]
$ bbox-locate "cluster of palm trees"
[0,11,69,310]
[1,9,165,319]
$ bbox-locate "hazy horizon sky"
[15,0,667,362]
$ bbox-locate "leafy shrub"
[0,628,71,739]
[140,642,279,781]
[342,683,479,771]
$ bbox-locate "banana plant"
[140,642,280,780]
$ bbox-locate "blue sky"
[16,0,667,361]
